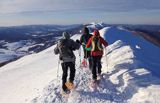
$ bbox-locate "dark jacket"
[80,34,92,46]
[80,27,92,46]
[80,27,92,58]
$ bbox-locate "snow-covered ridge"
[101,27,160,76]
[0,26,160,103]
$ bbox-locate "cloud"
[0,0,160,14]
[0,0,160,26]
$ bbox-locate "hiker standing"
[86,29,108,82]
[54,32,80,94]
[78,27,92,69]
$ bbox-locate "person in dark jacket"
[79,27,92,69]
[54,32,80,94]
[86,29,108,82]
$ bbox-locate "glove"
[82,43,85,46]
[76,39,81,44]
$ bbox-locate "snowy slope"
[0,40,36,64]
[100,27,160,103]
[101,27,160,76]
[0,26,160,103]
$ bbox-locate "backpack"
[58,39,74,60]
[91,36,103,51]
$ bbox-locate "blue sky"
[0,0,160,26]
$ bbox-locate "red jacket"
[86,30,108,56]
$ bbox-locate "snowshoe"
[96,74,106,88]
[97,75,101,80]
[97,74,102,80]
[88,79,99,91]
[65,81,75,90]
[80,59,88,68]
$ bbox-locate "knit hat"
[83,27,89,35]
[62,32,70,39]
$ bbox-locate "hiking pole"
[84,48,88,67]
[56,58,60,83]
[78,46,82,68]
[105,47,108,72]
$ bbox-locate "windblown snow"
[0,26,160,103]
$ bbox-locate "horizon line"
[0,23,160,28]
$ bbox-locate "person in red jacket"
[86,29,108,82]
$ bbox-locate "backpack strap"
[91,36,103,51]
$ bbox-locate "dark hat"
[83,27,89,35]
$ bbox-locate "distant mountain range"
[0,23,159,67]
[0,24,83,66]
[121,25,160,47]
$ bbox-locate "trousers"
[61,62,75,91]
